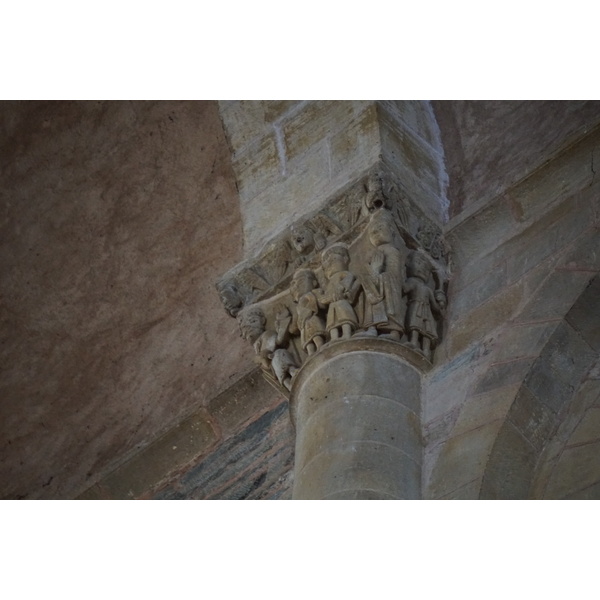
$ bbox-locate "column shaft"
[291,340,423,500]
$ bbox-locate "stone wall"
[4,101,600,500]
[423,124,600,498]
[219,101,448,258]
[0,101,253,499]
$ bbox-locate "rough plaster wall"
[0,101,252,499]
[433,100,600,219]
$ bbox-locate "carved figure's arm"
[428,287,443,315]
[275,307,292,346]
[347,276,361,304]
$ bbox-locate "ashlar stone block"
[427,420,503,499]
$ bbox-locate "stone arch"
[424,226,600,499]
[480,275,600,498]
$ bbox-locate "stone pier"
[219,162,449,500]
[290,338,427,499]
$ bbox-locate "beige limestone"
[291,339,424,499]
[219,101,449,258]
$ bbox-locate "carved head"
[363,172,387,215]
[368,212,394,247]
[217,280,243,317]
[290,225,315,255]
[238,306,266,343]
[417,224,443,259]
[290,268,317,301]
[406,251,431,282]
[321,243,350,278]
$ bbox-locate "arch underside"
[481,274,600,499]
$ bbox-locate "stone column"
[217,165,449,500]
[290,338,427,499]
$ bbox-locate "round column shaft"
[290,338,425,500]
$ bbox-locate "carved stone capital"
[217,162,450,395]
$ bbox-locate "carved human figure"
[362,212,406,341]
[318,243,361,341]
[403,251,443,360]
[363,172,387,216]
[238,306,299,390]
[290,225,326,265]
[217,280,243,317]
[289,268,326,355]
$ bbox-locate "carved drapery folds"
[218,166,450,395]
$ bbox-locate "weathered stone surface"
[449,260,508,322]
[79,410,218,500]
[516,270,594,324]
[295,394,421,469]
[525,322,597,415]
[219,100,303,153]
[507,386,557,453]
[427,420,503,499]
[241,139,332,254]
[283,101,371,163]
[208,368,282,437]
[446,195,517,271]
[154,401,294,500]
[544,439,600,499]
[451,384,520,439]
[0,101,248,500]
[474,358,534,396]
[295,348,422,419]
[565,275,600,352]
[568,407,600,446]
[294,442,421,500]
[557,225,600,272]
[510,124,600,224]
[292,341,422,499]
[324,489,397,499]
[329,104,380,180]
[529,372,600,498]
[231,133,280,202]
[377,101,441,150]
[379,108,446,224]
[449,186,596,293]
[490,322,559,364]
[433,100,600,218]
[563,480,600,499]
[447,279,525,358]
[438,477,482,500]
[422,341,491,424]
[480,421,536,499]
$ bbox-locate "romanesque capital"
[217,163,450,396]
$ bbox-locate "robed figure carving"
[362,212,407,341]
[318,243,361,341]
[403,251,445,360]
[289,268,326,355]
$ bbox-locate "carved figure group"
[234,206,448,391]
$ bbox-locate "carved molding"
[217,162,450,395]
